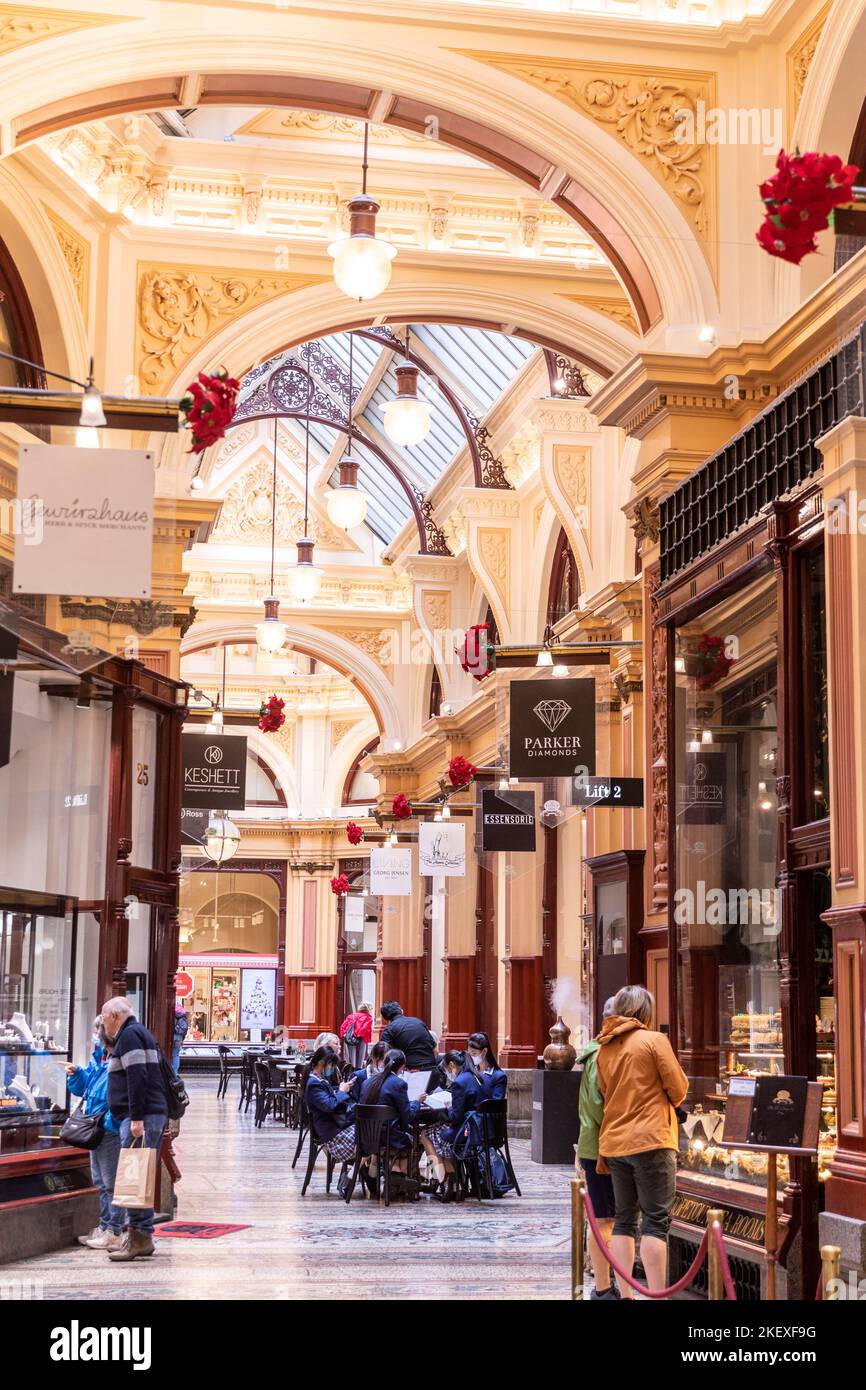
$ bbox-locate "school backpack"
[451,1111,515,1198]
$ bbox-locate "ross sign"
[369,847,412,896]
[181,807,209,846]
[240,969,276,1031]
[572,775,644,809]
[481,788,536,852]
[175,971,194,1000]
[677,750,727,826]
[419,821,466,877]
[182,733,247,812]
[14,444,154,599]
[509,677,596,778]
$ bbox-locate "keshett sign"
[182,733,247,811]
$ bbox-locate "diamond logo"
[533,698,571,732]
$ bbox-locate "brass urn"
[543,1015,576,1071]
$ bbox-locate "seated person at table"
[421,1050,483,1201]
[349,1040,387,1100]
[304,1045,357,1163]
[360,1048,419,1172]
[468,1031,508,1101]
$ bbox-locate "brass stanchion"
[571,1176,586,1300]
[820,1245,841,1299]
[707,1208,726,1300]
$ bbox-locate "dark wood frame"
[335,859,379,1028]
[585,849,645,1034]
[546,526,581,630]
[0,233,44,389]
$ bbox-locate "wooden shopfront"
[650,322,866,1299]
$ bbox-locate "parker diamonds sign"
[481,789,536,852]
[369,847,412,896]
[182,733,247,812]
[508,678,596,778]
[13,444,153,599]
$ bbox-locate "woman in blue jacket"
[304,1044,357,1162]
[65,1019,123,1250]
[468,1031,508,1101]
[422,1050,483,1201]
[360,1048,419,1170]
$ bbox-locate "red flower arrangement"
[179,368,240,455]
[757,150,859,266]
[258,694,285,733]
[346,821,364,846]
[330,874,350,897]
[455,623,492,681]
[392,793,412,819]
[690,634,735,690]
[447,755,477,788]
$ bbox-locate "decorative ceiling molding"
[236,110,431,148]
[210,454,358,553]
[787,3,831,137]
[563,294,638,334]
[455,52,717,272]
[135,262,327,394]
[44,208,89,319]
[0,4,124,57]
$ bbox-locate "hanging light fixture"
[203,814,241,865]
[328,123,395,301]
[380,328,432,447]
[205,645,228,732]
[79,358,106,428]
[289,364,323,602]
[326,333,368,530]
[256,419,289,652]
[536,625,554,667]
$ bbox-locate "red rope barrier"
[581,1185,737,1300]
[710,1220,737,1302]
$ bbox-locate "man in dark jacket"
[379,1001,440,1071]
[101,996,168,1262]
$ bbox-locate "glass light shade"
[289,540,322,602]
[380,395,433,447]
[328,234,395,301]
[536,648,554,668]
[79,384,106,428]
[75,427,100,448]
[203,816,241,865]
[256,596,287,653]
[326,482,367,530]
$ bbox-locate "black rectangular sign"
[509,677,596,778]
[481,788,536,852]
[181,807,209,846]
[182,733,247,812]
[677,749,727,826]
[572,776,644,808]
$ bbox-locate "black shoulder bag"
[60,1097,106,1151]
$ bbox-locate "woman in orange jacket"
[596,984,689,1299]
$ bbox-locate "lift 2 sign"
[509,678,596,778]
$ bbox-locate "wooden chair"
[342,1104,395,1206]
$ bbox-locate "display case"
[0,888,77,1157]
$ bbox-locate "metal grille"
[659,323,866,583]
[669,1234,763,1301]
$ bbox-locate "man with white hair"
[101,996,168,1262]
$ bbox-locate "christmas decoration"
[346,821,364,845]
[688,634,735,690]
[330,874,350,896]
[455,623,493,680]
[392,793,412,819]
[447,755,477,788]
[179,368,240,455]
[241,976,271,1024]
[258,693,285,733]
[757,150,859,266]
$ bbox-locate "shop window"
[178,871,279,956]
[342,873,379,954]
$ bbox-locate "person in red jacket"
[339,1002,373,1068]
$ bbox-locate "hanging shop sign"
[369,847,412,896]
[572,776,644,809]
[509,677,596,778]
[677,750,727,826]
[480,789,536,852]
[13,445,154,599]
[418,821,466,877]
[240,969,277,1031]
[181,807,208,846]
[182,733,247,812]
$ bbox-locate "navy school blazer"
[441,1068,484,1143]
[360,1071,419,1152]
[305,1073,354,1141]
[480,1065,508,1102]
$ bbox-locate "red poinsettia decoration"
[447,755,477,788]
[258,694,285,733]
[690,634,735,690]
[330,874,350,897]
[455,623,492,681]
[757,150,859,265]
[180,368,240,456]
[392,793,412,819]
[346,821,364,846]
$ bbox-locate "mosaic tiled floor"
[2,1078,575,1300]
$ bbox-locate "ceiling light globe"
[326,484,368,530]
[203,816,241,865]
[255,595,287,653]
[328,235,395,301]
[381,396,432,447]
[289,542,323,602]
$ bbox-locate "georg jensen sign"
[508,678,596,778]
[182,733,247,811]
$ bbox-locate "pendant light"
[289,367,322,602]
[204,814,241,865]
[256,419,289,652]
[205,644,227,732]
[328,123,396,301]
[326,333,368,531]
[380,327,432,447]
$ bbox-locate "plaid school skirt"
[326,1125,356,1162]
[425,1122,452,1158]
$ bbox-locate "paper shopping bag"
[114,1140,157,1209]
